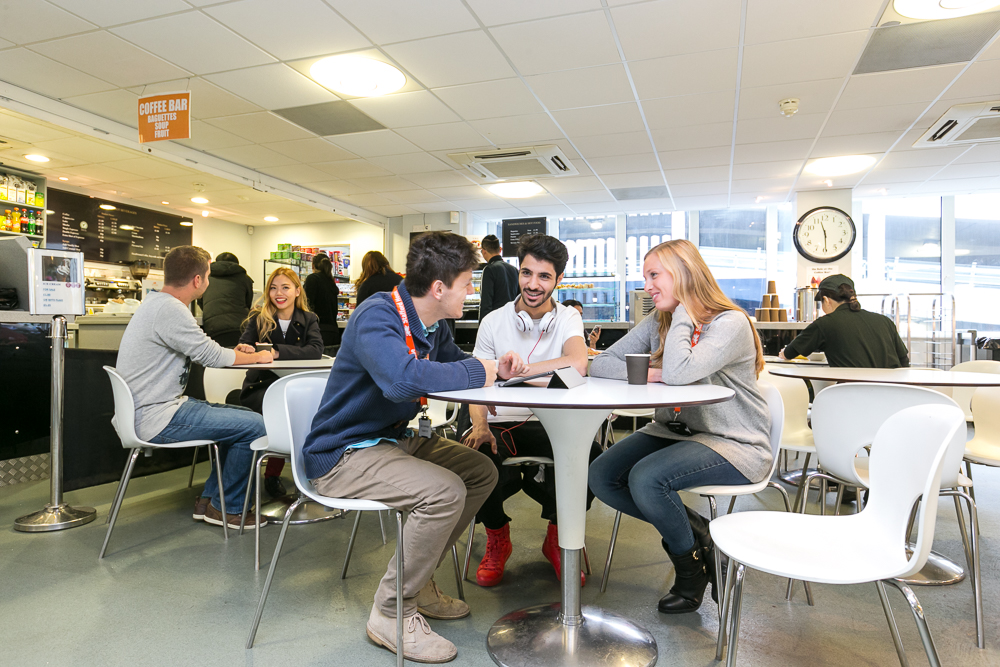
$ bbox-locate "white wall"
[192,217,252,267]
[248,219,384,285]
[384,212,460,271]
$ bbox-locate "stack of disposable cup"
[754,281,788,323]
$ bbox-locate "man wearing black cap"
[779,274,909,368]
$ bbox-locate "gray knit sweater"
[590,305,772,482]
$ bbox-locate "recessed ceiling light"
[310,55,406,97]
[805,155,876,177]
[99,204,116,210]
[201,210,209,217]
[58,177,69,181]
[823,179,834,187]
[264,216,279,222]
[191,196,209,204]
[487,181,544,198]
[24,154,49,162]
[893,0,1000,20]
[590,221,603,230]
[179,220,194,227]
[161,201,170,205]
[119,224,134,231]
[755,196,765,203]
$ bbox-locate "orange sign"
[137,92,191,143]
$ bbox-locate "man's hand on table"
[497,350,530,380]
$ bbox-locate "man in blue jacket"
[305,232,523,663]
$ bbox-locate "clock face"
[793,206,856,263]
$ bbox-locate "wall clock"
[793,206,856,263]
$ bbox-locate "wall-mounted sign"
[501,217,547,257]
[137,91,191,143]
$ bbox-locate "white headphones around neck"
[514,297,557,334]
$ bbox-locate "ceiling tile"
[158,173,248,192]
[573,132,653,159]
[539,175,608,194]
[433,78,543,120]
[587,153,659,175]
[611,0,741,61]
[205,64,338,110]
[174,121,254,150]
[630,49,737,100]
[312,159,393,179]
[33,136,139,162]
[332,0,479,44]
[210,144,300,169]
[306,180,368,197]
[837,64,964,111]
[339,193,398,207]
[663,166,731,185]
[205,0,369,61]
[935,161,1000,179]
[204,112,315,143]
[101,158,191,179]
[275,101,384,136]
[552,103,645,138]
[811,132,898,158]
[0,49,115,98]
[428,185,491,200]
[120,180,191,196]
[823,103,927,136]
[731,161,802,180]
[601,171,663,189]
[403,171,477,188]
[672,194,728,210]
[0,0,95,43]
[878,146,968,169]
[263,138,356,163]
[557,190,616,204]
[738,78,843,120]
[465,0,603,26]
[729,178,793,194]
[671,182,730,197]
[658,146,731,169]
[864,165,943,183]
[469,114,563,146]
[47,0,188,27]
[367,204,421,216]
[741,31,869,88]
[395,123,490,152]
[60,163,148,183]
[134,78,262,119]
[643,91,736,129]
[490,11,621,75]
[63,89,140,126]
[526,64,635,110]
[651,122,733,151]
[733,139,812,163]
[385,31,515,88]
[345,175,418,193]
[941,59,1000,101]
[29,32,191,88]
[111,13,275,75]
[951,143,1000,164]
[736,113,826,144]
[411,201,464,214]
[349,90,461,128]
[367,152,453,174]
[384,189,446,204]
[745,0,878,45]
[327,130,422,158]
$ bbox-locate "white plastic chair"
[760,366,815,511]
[965,386,1000,506]
[186,366,248,487]
[711,403,966,667]
[101,366,229,558]
[951,360,1000,422]
[803,382,982,648]
[408,399,459,438]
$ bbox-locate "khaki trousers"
[312,433,497,617]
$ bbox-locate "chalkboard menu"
[501,217,547,257]
[44,189,192,268]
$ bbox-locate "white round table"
[428,377,735,667]
[224,357,334,377]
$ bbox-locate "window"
[857,197,941,296]
[556,216,619,322]
[698,208,767,314]
[955,193,1000,332]
[624,212,685,321]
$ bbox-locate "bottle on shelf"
[2,209,9,231]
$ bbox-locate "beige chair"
[951,360,1000,422]
[965,386,1000,506]
[761,366,815,511]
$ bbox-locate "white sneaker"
[366,604,457,663]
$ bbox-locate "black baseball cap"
[815,274,854,301]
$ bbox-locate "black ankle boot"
[685,506,724,603]
[658,543,711,614]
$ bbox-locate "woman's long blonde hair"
[247,267,309,342]
[646,239,764,376]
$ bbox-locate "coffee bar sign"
[137,92,191,143]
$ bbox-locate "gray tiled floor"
[1,452,998,666]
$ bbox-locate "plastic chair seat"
[964,440,1000,466]
[712,511,911,585]
[852,456,972,488]
[779,430,815,453]
[250,436,273,452]
[503,456,553,466]
[688,478,769,497]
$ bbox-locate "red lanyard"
[672,324,704,421]
[391,287,427,407]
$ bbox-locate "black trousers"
[474,420,602,530]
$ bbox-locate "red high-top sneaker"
[541,522,586,586]
[476,523,513,587]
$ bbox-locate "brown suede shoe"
[366,605,457,663]
[193,497,209,521]
[416,578,470,620]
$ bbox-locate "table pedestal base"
[260,495,345,525]
[14,503,96,532]
[487,603,657,667]
[898,544,965,586]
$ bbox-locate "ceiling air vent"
[914,101,1000,147]
[448,145,579,182]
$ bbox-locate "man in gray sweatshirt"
[116,245,273,529]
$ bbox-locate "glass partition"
[556,216,619,322]
[698,208,767,314]
[955,193,1000,333]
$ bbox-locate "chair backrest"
[103,366,144,449]
[424,399,456,427]
[865,404,965,578]
[261,370,331,455]
[202,367,248,404]
[811,382,961,487]
[951,360,1000,420]
[278,376,330,506]
[761,366,811,445]
[970,386,1000,451]
[759,382,784,476]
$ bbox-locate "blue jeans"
[589,432,750,554]
[150,398,264,514]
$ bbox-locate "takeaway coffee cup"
[626,354,650,385]
[255,342,273,353]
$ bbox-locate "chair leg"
[855,486,865,513]
[188,445,200,488]
[451,545,465,601]
[379,509,387,545]
[396,510,405,667]
[876,580,909,667]
[246,497,304,649]
[791,452,812,512]
[883,579,942,667]
[947,490,984,649]
[726,496,737,515]
[210,443,227,540]
[833,484,845,516]
[715,556,737,661]
[99,449,141,559]
[725,563,748,667]
[106,450,135,525]
[819,479,828,516]
[582,544,592,576]
[341,510,364,579]
[767,482,813,606]
[254,455,267,571]
[965,460,976,506]
[240,452,263,534]
[600,510,623,593]
[462,519,475,581]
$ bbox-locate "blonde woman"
[588,239,770,615]
[236,267,324,496]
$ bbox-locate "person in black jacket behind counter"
[355,250,402,305]
[198,252,253,347]
[303,253,341,348]
[779,274,909,368]
[478,234,519,321]
[237,266,324,497]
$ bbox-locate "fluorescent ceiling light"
[24,154,49,162]
[201,210,209,217]
[179,220,194,226]
[894,0,1000,20]
[161,201,170,205]
[264,216,279,222]
[805,155,876,177]
[191,196,209,204]
[310,55,405,97]
[488,181,544,198]
[119,224,134,231]
[99,204,116,210]
[58,176,69,181]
